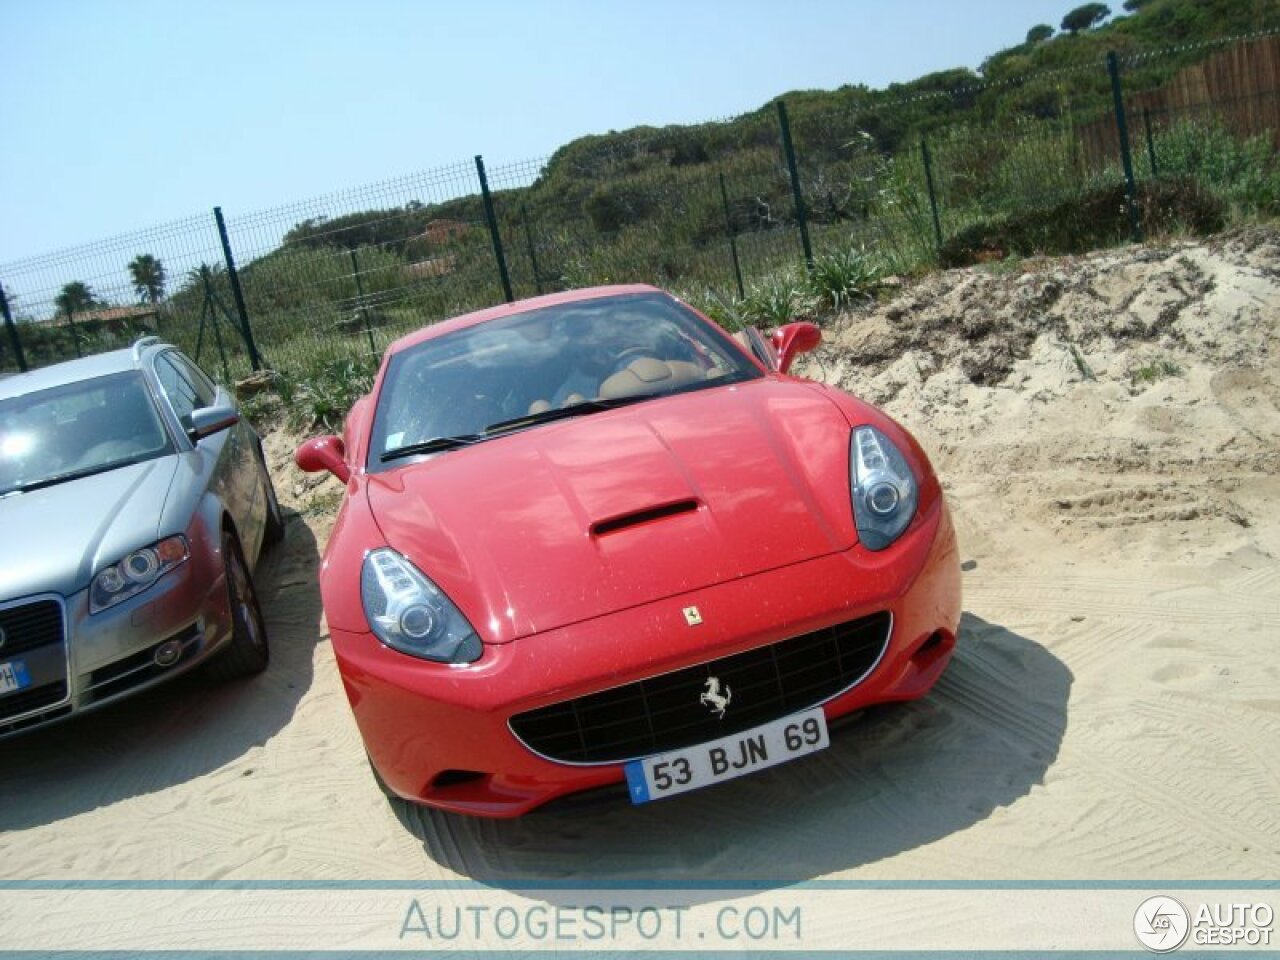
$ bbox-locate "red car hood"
[364,379,857,642]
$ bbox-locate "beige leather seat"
[598,357,707,399]
[527,357,726,411]
[527,393,588,415]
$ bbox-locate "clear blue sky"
[1,0,1076,265]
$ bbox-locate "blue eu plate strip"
[623,760,650,804]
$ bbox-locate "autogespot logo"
[1134,896,1191,953]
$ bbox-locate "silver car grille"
[0,597,71,727]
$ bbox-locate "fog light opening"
[909,630,951,668]
[430,769,486,789]
[153,640,184,668]
[918,631,945,654]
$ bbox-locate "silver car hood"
[0,456,180,600]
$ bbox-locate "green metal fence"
[2,35,1277,382]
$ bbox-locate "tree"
[1061,3,1110,33]
[1122,0,1154,10]
[54,281,97,316]
[1026,24,1055,42]
[128,253,166,304]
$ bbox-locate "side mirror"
[770,321,822,375]
[295,435,350,483]
[189,397,240,440]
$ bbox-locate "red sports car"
[296,285,960,817]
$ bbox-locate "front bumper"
[336,500,962,817]
[0,541,238,737]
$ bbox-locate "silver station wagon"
[0,338,283,736]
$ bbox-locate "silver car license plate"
[0,659,32,697]
[624,706,829,803]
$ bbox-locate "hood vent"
[591,499,699,538]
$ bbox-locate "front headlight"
[90,535,190,613]
[850,426,919,551]
[361,548,482,663]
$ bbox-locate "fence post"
[1142,107,1159,178]
[475,156,514,303]
[920,136,944,254]
[520,205,543,296]
[0,284,27,372]
[1106,51,1144,243]
[348,247,378,358]
[213,207,264,371]
[65,306,83,359]
[718,172,746,299]
[775,100,813,268]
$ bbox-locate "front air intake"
[509,611,892,765]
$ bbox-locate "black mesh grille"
[0,679,69,725]
[0,600,64,657]
[510,611,891,764]
[0,704,71,737]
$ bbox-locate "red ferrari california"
[296,285,961,817]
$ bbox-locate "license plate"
[0,659,32,697]
[624,706,829,804]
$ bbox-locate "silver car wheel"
[205,530,270,681]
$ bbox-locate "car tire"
[259,448,286,549]
[206,530,270,681]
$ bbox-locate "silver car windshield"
[368,292,761,471]
[0,371,174,496]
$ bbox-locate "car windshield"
[369,292,761,471]
[0,371,173,496]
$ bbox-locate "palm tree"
[128,253,166,305]
[54,281,97,316]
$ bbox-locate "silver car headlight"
[90,535,190,613]
[850,426,919,551]
[361,548,482,663]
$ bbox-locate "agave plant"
[807,244,884,310]
[737,269,814,327]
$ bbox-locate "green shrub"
[1130,356,1183,386]
[737,270,814,327]
[807,244,883,310]
[939,177,1225,266]
[1152,121,1280,216]
[288,355,377,431]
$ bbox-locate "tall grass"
[1152,121,1280,216]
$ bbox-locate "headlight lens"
[360,548,482,663]
[90,535,189,613]
[850,426,918,551]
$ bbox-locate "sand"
[1,227,1277,885]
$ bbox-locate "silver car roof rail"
[131,336,161,363]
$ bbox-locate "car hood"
[0,456,179,600]
[365,379,857,642]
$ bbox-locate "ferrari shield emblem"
[682,606,703,626]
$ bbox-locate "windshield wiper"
[0,458,144,497]
[380,434,488,462]
[483,396,650,436]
